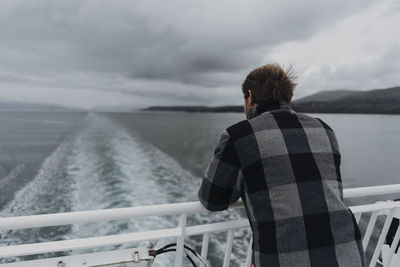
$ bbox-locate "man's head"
[242,64,296,118]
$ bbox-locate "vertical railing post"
[369,209,395,267]
[174,213,187,267]
[223,229,235,267]
[200,233,210,267]
[384,221,400,266]
[245,235,253,267]
[355,213,362,223]
[363,211,378,250]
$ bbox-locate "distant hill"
[0,101,69,111]
[294,90,359,103]
[292,87,400,114]
[144,86,400,114]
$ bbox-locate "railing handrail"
[0,201,244,231]
[0,183,400,231]
[343,183,400,198]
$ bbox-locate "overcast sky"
[0,0,399,109]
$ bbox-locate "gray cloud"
[0,0,397,108]
[321,44,400,90]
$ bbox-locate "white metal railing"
[0,184,400,266]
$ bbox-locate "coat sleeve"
[198,130,242,211]
[317,118,343,196]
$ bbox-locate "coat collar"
[248,99,293,119]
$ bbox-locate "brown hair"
[242,64,297,103]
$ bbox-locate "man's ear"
[248,90,254,106]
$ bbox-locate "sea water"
[0,111,399,266]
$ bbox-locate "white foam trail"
[0,135,76,261]
[0,113,249,266]
[0,140,73,218]
[0,164,25,192]
[64,114,184,266]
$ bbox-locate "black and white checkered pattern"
[198,100,366,266]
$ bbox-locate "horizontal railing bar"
[0,228,180,258]
[0,201,243,231]
[0,183,399,232]
[0,220,250,258]
[185,219,249,236]
[0,202,204,231]
[1,248,144,267]
[344,183,400,198]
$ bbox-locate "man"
[198,64,366,266]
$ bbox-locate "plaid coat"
[198,100,366,267]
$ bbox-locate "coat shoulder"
[226,119,253,141]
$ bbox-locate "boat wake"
[0,113,249,266]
